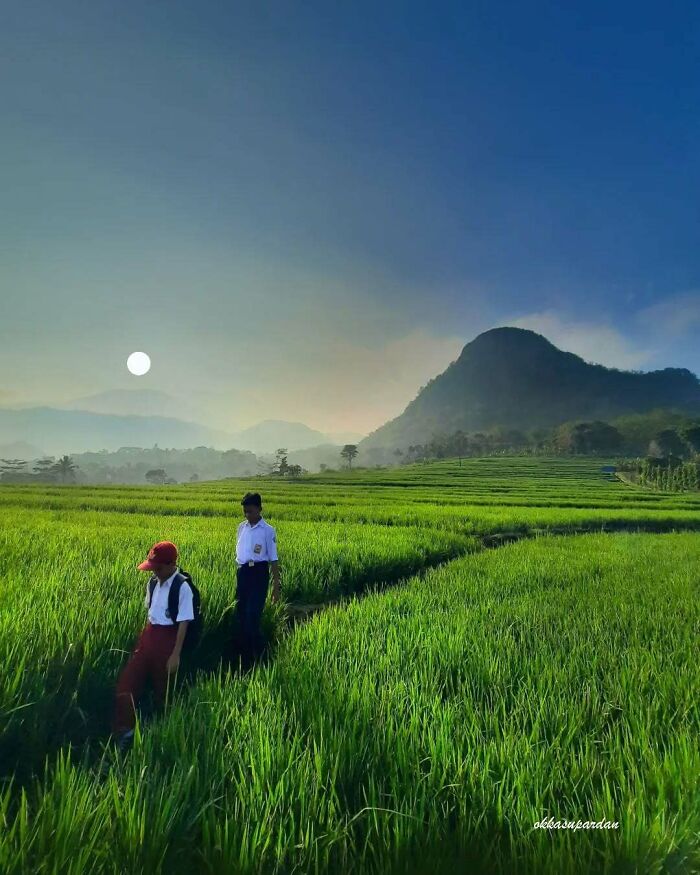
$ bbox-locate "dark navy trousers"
[232,561,269,667]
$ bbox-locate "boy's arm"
[167,620,190,673]
[166,582,194,673]
[270,560,281,602]
[268,527,281,602]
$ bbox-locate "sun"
[127,351,151,376]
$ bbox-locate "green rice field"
[0,457,698,874]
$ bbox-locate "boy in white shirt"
[111,540,194,750]
[233,492,280,668]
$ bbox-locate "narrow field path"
[285,519,700,622]
[3,515,699,793]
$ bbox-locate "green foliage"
[340,444,359,468]
[1,457,699,872]
[362,327,700,451]
[554,421,623,454]
[648,429,688,459]
[1,533,698,874]
[638,457,700,492]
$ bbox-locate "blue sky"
[1,0,699,433]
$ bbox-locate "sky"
[1,0,699,435]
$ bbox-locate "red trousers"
[112,623,178,734]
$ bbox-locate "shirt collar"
[245,517,264,528]
[157,567,179,587]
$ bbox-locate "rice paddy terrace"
[0,457,698,874]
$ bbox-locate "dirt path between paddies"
[283,519,700,624]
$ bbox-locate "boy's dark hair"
[241,491,262,508]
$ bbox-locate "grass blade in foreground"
[2,532,698,874]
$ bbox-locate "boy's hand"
[166,652,180,674]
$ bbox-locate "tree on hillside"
[680,425,700,456]
[52,455,78,484]
[1,458,27,475]
[145,468,168,485]
[33,457,56,473]
[189,473,200,482]
[470,434,488,456]
[406,444,427,463]
[554,421,622,454]
[33,457,57,482]
[648,429,687,459]
[274,448,290,476]
[453,431,469,465]
[529,428,552,453]
[257,459,276,476]
[340,444,358,469]
[491,428,528,451]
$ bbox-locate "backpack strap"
[168,571,194,624]
[147,576,157,608]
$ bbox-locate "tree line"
[615,424,700,492]
[0,456,79,483]
[2,419,698,486]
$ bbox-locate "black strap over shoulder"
[147,576,157,606]
[147,571,190,622]
[167,571,188,623]
[146,571,201,652]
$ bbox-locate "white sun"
[127,351,151,376]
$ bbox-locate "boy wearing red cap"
[111,540,194,751]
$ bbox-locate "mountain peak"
[360,329,700,449]
[458,326,559,359]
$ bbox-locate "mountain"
[0,403,363,459]
[255,443,350,473]
[325,431,366,446]
[63,395,365,452]
[0,407,237,456]
[0,440,46,460]
[230,420,330,454]
[360,327,700,449]
[62,389,186,419]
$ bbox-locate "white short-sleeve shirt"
[236,517,278,565]
[145,567,195,625]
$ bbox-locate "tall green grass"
[1,533,697,874]
[0,508,474,783]
[1,458,698,873]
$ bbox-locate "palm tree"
[33,457,57,482]
[52,455,78,484]
[145,468,167,485]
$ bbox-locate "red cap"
[138,540,178,570]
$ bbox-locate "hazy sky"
[2,1,699,435]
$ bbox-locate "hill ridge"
[360,327,700,449]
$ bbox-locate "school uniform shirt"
[236,517,278,565]
[144,567,195,625]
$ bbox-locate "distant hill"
[63,389,186,419]
[0,440,46,459]
[0,407,237,456]
[229,420,363,454]
[255,443,350,472]
[0,406,364,460]
[324,431,366,446]
[360,327,700,450]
